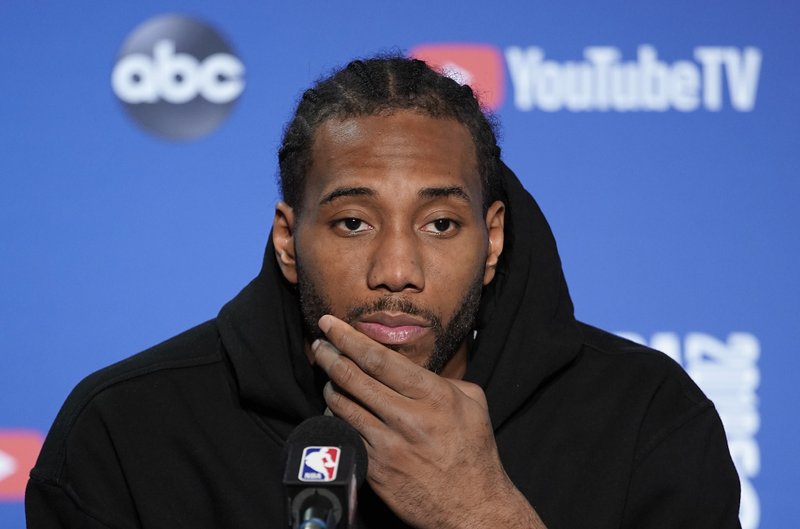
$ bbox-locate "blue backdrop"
[2,1,797,527]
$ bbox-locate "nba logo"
[299,446,341,482]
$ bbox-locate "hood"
[216,162,582,432]
[216,237,324,429]
[466,163,583,429]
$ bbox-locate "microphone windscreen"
[284,415,368,487]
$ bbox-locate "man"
[26,57,741,528]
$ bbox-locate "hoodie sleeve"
[621,401,742,529]
[25,385,143,529]
[26,477,124,529]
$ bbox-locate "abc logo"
[111,15,245,140]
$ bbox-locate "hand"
[312,315,546,529]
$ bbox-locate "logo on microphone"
[111,14,245,140]
[299,446,340,482]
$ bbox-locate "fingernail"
[318,315,333,334]
[311,339,322,352]
[323,382,339,401]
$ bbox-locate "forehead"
[304,111,481,205]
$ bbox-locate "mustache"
[343,297,443,331]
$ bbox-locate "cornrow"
[278,55,503,215]
[346,60,380,97]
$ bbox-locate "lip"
[353,312,432,345]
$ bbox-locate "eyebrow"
[318,185,472,205]
[418,186,471,203]
[319,187,374,205]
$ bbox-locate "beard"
[296,260,484,374]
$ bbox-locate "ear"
[273,201,298,284]
[483,200,505,285]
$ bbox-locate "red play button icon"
[410,43,506,110]
[0,430,44,501]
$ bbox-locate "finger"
[322,381,410,482]
[318,315,437,400]
[322,381,384,448]
[313,338,405,422]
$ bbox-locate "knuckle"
[333,324,354,349]
[327,386,344,408]
[378,433,404,460]
[330,356,356,386]
[344,408,366,431]
[361,346,388,376]
[367,456,390,487]
[404,368,425,390]
[460,380,481,393]
[426,386,452,411]
[453,380,488,405]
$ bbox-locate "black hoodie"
[26,165,741,528]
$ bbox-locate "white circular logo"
[112,15,245,140]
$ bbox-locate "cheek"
[426,242,487,303]
[300,242,369,308]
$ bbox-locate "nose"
[367,227,425,293]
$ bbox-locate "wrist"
[454,476,548,529]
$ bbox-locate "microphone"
[282,416,368,529]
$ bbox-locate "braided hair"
[278,56,503,214]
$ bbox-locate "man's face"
[273,111,504,377]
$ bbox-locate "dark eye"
[421,218,459,235]
[433,219,452,232]
[334,217,372,234]
[344,218,362,231]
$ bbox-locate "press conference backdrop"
[1,1,797,527]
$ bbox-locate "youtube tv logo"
[0,430,43,501]
[411,43,505,110]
